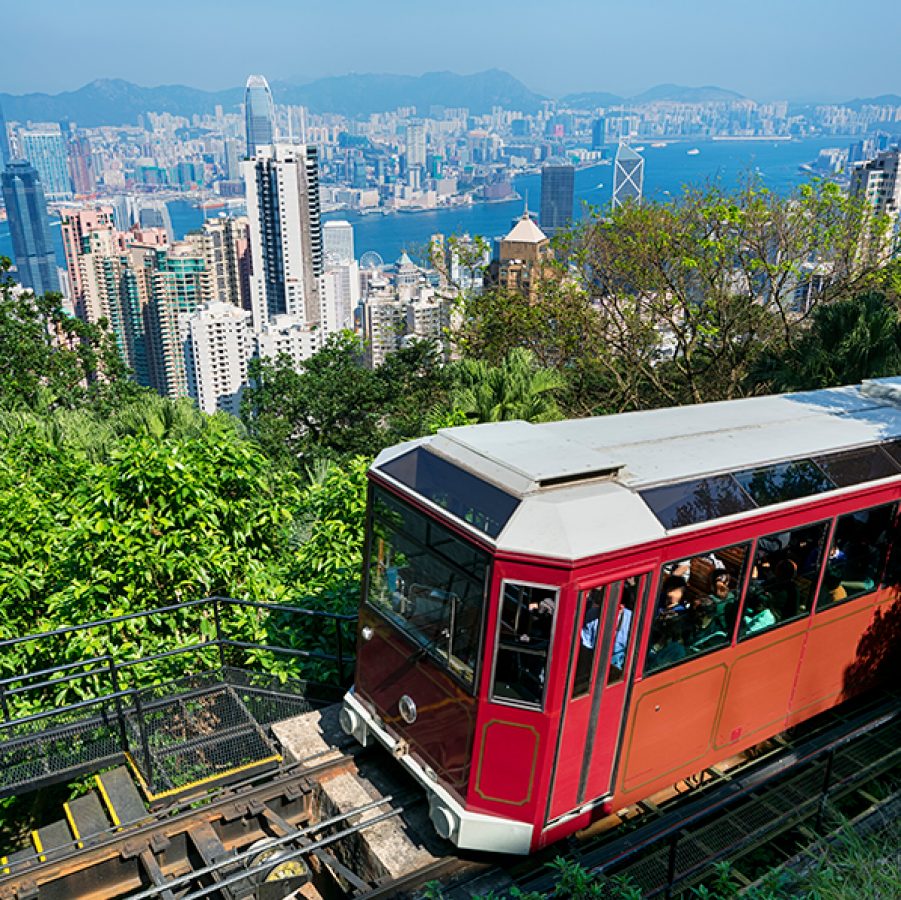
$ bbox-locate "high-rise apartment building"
[244,75,275,158]
[67,134,96,195]
[322,260,360,333]
[323,219,355,263]
[539,163,575,234]
[60,206,116,316]
[405,121,426,171]
[1,160,60,296]
[612,143,644,209]
[20,126,73,200]
[242,143,323,331]
[850,148,900,252]
[146,244,207,398]
[256,315,323,368]
[185,216,252,310]
[184,301,254,416]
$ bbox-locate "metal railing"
[0,596,358,797]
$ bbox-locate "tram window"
[491,583,558,708]
[814,446,899,488]
[607,577,639,686]
[640,475,755,529]
[572,587,605,699]
[366,487,490,690]
[379,448,519,539]
[734,460,835,508]
[645,542,749,675]
[817,503,897,609]
[739,521,830,641]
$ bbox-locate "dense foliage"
[1,176,900,843]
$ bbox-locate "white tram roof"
[372,378,901,562]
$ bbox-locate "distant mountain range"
[0,70,547,126]
[842,94,901,110]
[559,84,746,109]
[2,72,891,127]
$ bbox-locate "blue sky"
[2,0,897,102]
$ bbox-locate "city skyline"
[2,1,899,103]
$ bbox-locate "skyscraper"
[184,301,254,416]
[539,163,575,234]
[850,147,900,259]
[67,133,95,195]
[1,160,60,296]
[612,143,644,209]
[323,219,355,263]
[244,75,275,158]
[0,103,10,168]
[405,121,426,171]
[20,126,73,200]
[242,143,323,331]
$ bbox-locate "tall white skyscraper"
[184,301,254,416]
[244,75,275,158]
[612,143,644,209]
[241,143,323,332]
[323,219,355,263]
[850,148,900,258]
[405,121,427,170]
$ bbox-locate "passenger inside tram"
[658,575,690,615]
[689,596,728,652]
[647,615,687,669]
[741,588,776,635]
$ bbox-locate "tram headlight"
[429,799,459,842]
[398,694,418,724]
[339,704,369,746]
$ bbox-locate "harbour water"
[1,137,845,269]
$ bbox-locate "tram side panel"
[464,560,578,851]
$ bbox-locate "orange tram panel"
[340,379,901,854]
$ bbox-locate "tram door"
[547,573,647,821]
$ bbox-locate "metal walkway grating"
[605,717,901,896]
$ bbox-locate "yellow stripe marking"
[63,801,83,848]
[125,753,283,802]
[95,774,121,828]
[1,855,9,875]
[30,830,45,862]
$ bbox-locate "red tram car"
[339,379,901,854]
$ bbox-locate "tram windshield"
[366,486,489,689]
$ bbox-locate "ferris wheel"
[359,251,384,270]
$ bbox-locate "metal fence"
[0,597,358,798]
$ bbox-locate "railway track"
[0,747,411,900]
[1,690,897,899]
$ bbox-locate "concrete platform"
[272,705,451,887]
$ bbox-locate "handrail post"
[0,683,10,722]
[107,656,129,755]
[133,690,154,790]
[335,617,344,686]
[213,598,226,674]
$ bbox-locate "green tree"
[0,257,141,412]
[751,291,901,392]
[242,332,452,470]
[447,348,567,424]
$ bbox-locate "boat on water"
[650,142,666,148]
[596,182,604,188]
[634,146,645,152]
[687,148,701,156]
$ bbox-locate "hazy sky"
[2,0,897,102]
